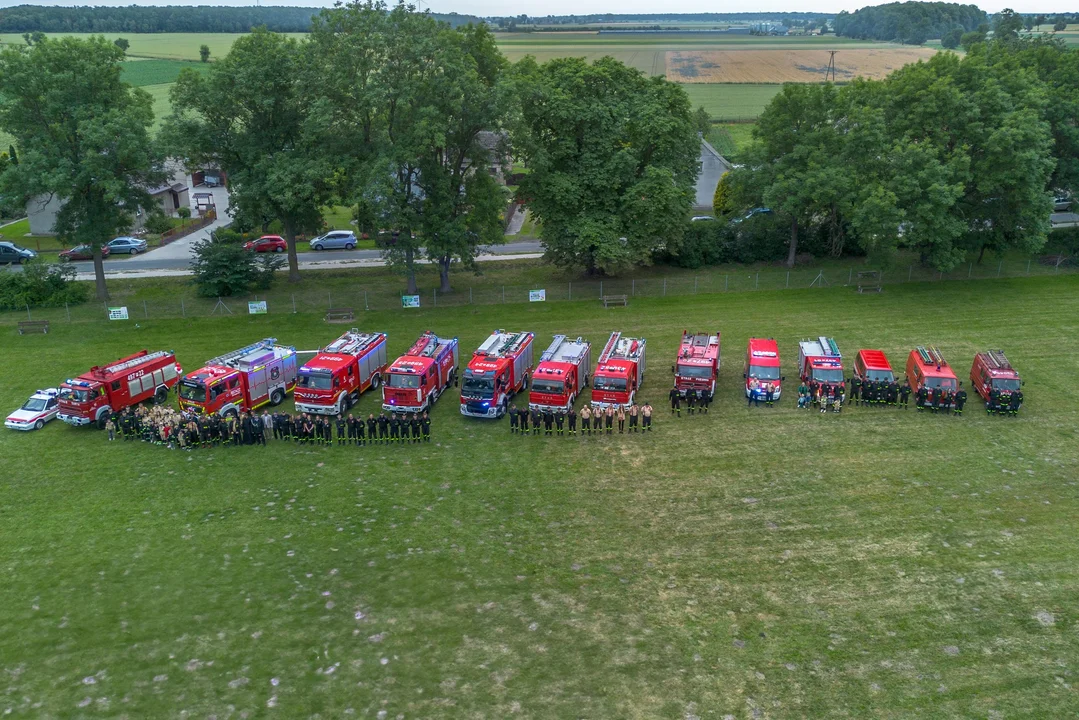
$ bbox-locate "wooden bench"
[856,271,882,294]
[601,294,628,308]
[325,307,355,323]
[17,320,50,334]
[857,284,882,293]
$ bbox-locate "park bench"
[856,271,882,294]
[17,320,50,334]
[324,307,355,323]
[601,294,628,308]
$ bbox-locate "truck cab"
[529,335,591,412]
[970,349,1023,407]
[674,331,720,398]
[383,332,459,413]
[590,333,646,409]
[744,338,782,399]
[906,346,958,394]
[798,337,845,392]
[460,330,534,418]
[57,378,108,425]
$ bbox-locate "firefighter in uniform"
[955,384,968,416]
[336,415,347,446]
[642,402,652,431]
[346,414,357,445]
[568,407,577,436]
[555,410,565,436]
[1009,389,1023,416]
[888,380,899,406]
[530,407,541,435]
[988,387,1001,415]
[356,413,366,445]
[517,407,529,438]
[669,386,681,416]
[366,414,376,445]
[421,412,431,441]
[701,391,712,414]
[899,378,911,408]
[543,408,554,436]
[850,375,861,405]
[686,388,697,415]
[390,414,402,443]
[580,405,591,435]
[509,404,519,434]
[407,414,418,443]
[915,385,926,412]
[629,403,639,432]
[377,412,389,443]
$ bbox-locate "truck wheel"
[371,374,381,390]
[225,408,238,419]
[583,374,589,388]
[96,413,109,430]
[270,389,285,406]
[153,386,168,404]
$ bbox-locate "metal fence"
[3,256,1075,327]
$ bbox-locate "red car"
[243,235,287,253]
[59,244,110,261]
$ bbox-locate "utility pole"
[826,50,838,82]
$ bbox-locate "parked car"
[243,235,287,253]
[0,241,36,264]
[691,215,715,222]
[59,244,110,262]
[1053,194,1073,211]
[5,388,61,431]
[310,230,357,251]
[106,236,148,255]
[730,207,773,225]
[203,174,221,187]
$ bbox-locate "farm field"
[0,273,1077,716]
[682,83,781,121]
[668,47,938,83]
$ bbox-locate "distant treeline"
[490,12,833,25]
[835,2,986,44]
[0,5,482,34]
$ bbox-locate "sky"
[0,1,1067,18]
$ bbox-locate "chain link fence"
[3,256,1075,327]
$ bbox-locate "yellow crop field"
[666,47,937,83]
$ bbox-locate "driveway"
[141,179,231,261]
[1051,211,1078,228]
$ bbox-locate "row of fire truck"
[51,328,1023,428]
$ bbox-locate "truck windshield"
[748,364,780,380]
[866,370,894,381]
[531,378,564,394]
[593,375,627,392]
[925,376,957,390]
[462,371,494,398]
[388,373,420,389]
[178,381,207,403]
[61,387,91,403]
[993,378,1020,391]
[677,364,712,379]
[813,369,845,383]
[297,371,332,390]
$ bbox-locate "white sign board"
[402,295,420,309]
[529,289,546,302]
[248,300,267,315]
[108,306,129,320]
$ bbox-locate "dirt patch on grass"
[667,48,936,83]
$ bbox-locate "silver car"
[310,230,357,251]
[106,236,148,254]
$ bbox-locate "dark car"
[59,244,110,262]
[243,235,287,253]
[106,236,148,255]
[0,241,36,264]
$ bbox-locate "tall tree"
[0,36,162,300]
[165,28,333,282]
[513,56,699,275]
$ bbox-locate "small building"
[148,182,190,217]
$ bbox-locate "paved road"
[1051,211,1078,227]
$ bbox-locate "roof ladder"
[207,338,276,368]
[102,350,171,375]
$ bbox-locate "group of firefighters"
[668,387,713,415]
[273,411,433,445]
[507,403,654,435]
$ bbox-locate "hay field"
[667,47,937,83]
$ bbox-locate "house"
[475,130,511,183]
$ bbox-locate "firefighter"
[336,415,347,446]
[1009,389,1023,416]
[833,384,842,413]
[931,386,943,413]
[356,413,366,446]
[765,382,776,408]
[955,384,968,416]
[605,406,614,435]
[568,406,578,436]
[616,406,626,433]
[389,414,401,443]
[899,378,911,408]
[509,404,519,434]
[850,375,861,404]
[988,387,1001,415]
[628,403,639,432]
[367,414,377,444]
[346,414,356,445]
[642,402,653,431]
[747,378,760,407]
[669,386,681,416]
[255,413,267,446]
[686,388,697,415]
[543,408,554,436]
[887,380,898,406]
[377,412,388,443]
[701,390,712,414]
[580,405,591,435]
[531,407,541,436]
[421,412,431,441]
[407,414,418,443]
[555,410,565,436]
[915,385,926,412]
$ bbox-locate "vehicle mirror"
[743,372,747,378]
[670,365,675,373]
[781,376,786,381]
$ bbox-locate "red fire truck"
[744,338,782,400]
[528,335,592,412]
[853,349,895,383]
[970,349,1023,408]
[591,332,647,409]
[57,350,183,428]
[906,346,958,394]
[798,337,846,391]
[178,338,297,416]
[460,330,535,418]
[673,331,720,398]
[294,330,388,415]
[382,331,459,413]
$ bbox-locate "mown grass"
[0,275,1077,716]
[707,121,757,160]
[120,58,210,87]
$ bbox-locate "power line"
[825,50,838,83]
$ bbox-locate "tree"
[190,230,283,297]
[0,36,163,300]
[165,29,334,283]
[941,27,963,49]
[993,9,1024,42]
[177,205,192,226]
[513,56,699,275]
[1035,14,1046,30]
[1054,19,1067,32]
[960,30,986,50]
[199,43,210,62]
[694,105,712,135]
[114,37,129,53]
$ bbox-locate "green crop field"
[120,58,210,87]
[1,271,1077,717]
[683,83,782,121]
[0,32,296,60]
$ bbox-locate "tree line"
[718,20,1078,272]
[835,1,986,44]
[0,4,480,34]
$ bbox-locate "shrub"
[663,216,789,269]
[0,258,87,309]
[190,230,284,297]
[143,210,173,235]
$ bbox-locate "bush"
[190,230,284,297]
[662,216,788,269]
[0,258,87,310]
[143,210,173,235]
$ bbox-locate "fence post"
[600,281,603,298]
[502,286,505,303]
[908,265,913,282]
[144,299,148,318]
[694,276,698,294]
[469,287,472,304]
[939,271,943,281]
[364,290,369,311]
[755,272,759,290]
[568,282,572,301]
[328,290,332,309]
[848,268,852,285]
[26,304,31,321]
[1026,259,1031,275]
[181,298,185,317]
[725,274,728,291]
[786,270,790,289]
[663,278,666,296]
[66,302,70,322]
[632,279,635,296]
[433,288,437,307]
[292,294,296,314]
[968,262,972,279]
[997,260,1002,277]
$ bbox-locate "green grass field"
[1,272,1077,716]
[684,84,782,121]
[120,58,210,87]
[706,122,756,160]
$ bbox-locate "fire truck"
[905,346,958,394]
[591,332,646,409]
[57,349,183,428]
[853,349,895,383]
[294,330,388,415]
[178,338,297,416]
[798,337,846,391]
[744,338,782,399]
[528,335,592,412]
[460,330,535,418]
[382,331,459,413]
[970,349,1023,409]
[673,331,720,398]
